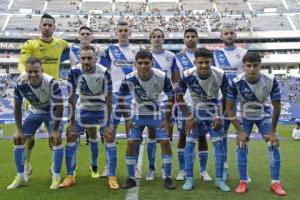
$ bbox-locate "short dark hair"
[135,50,152,61]
[117,21,129,26]
[220,24,235,33]
[149,28,164,39]
[79,26,92,33]
[41,13,55,23]
[194,48,213,58]
[243,52,261,63]
[80,45,96,54]
[184,28,198,38]
[26,56,42,66]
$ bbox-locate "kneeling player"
[7,57,64,190]
[176,48,230,192]
[226,52,286,196]
[119,50,176,190]
[59,46,119,189]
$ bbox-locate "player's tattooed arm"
[14,101,23,132]
[68,89,76,125]
[105,92,112,126]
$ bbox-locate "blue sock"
[89,139,99,167]
[212,139,224,179]
[52,145,64,175]
[177,148,185,171]
[199,151,208,172]
[66,142,76,176]
[147,139,156,170]
[135,141,140,163]
[105,142,117,176]
[74,139,80,167]
[126,156,136,179]
[14,145,25,174]
[236,146,248,181]
[162,154,172,177]
[267,143,281,180]
[223,134,228,163]
[184,140,196,177]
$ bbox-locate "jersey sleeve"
[14,83,23,103]
[175,75,187,95]
[67,69,77,91]
[226,81,238,101]
[220,73,229,97]
[18,40,33,73]
[104,70,113,93]
[60,47,70,62]
[163,76,174,98]
[171,58,180,73]
[118,78,131,97]
[51,80,63,103]
[270,78,281,101]
[100,48,111,68]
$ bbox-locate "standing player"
[59,46,119,189]
[7,57,64,190]
[176,48,230,191]
[145,28,180,181]
[102,21,144,178]
[226,52,286,196]
[175,28,211,181]
[18,13,69,179]
[213,25,247,180]
[119,50,176,190]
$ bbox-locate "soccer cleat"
[200,171,212,181]
[146,169,155,181]
[235,181,248,194]
[100,165,108,177]
[161,167,166,179]
[24,163,33,182]
[182,177,193,191]
[222,168,229,181]
[59,175,76,188]
[135,169,142,179]
[271,182,287,196]
[90,166,100,178]
[50,176,61,190]
[108,176,119,190]
[164,177,176,190]
[247,175,252,183]
[121,178,137,189]
[176,170,186,181]
[215,178,230,192]
[7,176,27,190]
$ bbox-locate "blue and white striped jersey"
[176,66,228,110]
[227,73,281,118]
[14,73,63,113]
[68,63,112,111]
[152,50,179,79]
[118,68,173,115]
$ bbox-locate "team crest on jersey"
[165,56,171,62]
[236,54,241,59]
[131,49,137,54]
[208,82,219,95]
[56,43,61,49]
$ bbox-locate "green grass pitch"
[0,124,299,200]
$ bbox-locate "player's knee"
[177,135,186,148]
[13,135,25,145]
[26,138,35,149]
[66,132,78,142]
[148,127,156,139]
[104,132,115,143]
[160,139,172,153]
[87,127,97,139]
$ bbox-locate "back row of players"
[7,14,286,196]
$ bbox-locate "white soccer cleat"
[175,170,186,181]
[7,176,27,190]
[200,171,212,181]
[100,165,108,177]
[50,175,61,190]
[146,169,155,181]
[24,163,33,182]
[135,169,142,179]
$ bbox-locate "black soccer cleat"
[121,178,137,189]
[164,177,176,190]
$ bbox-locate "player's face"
[243,61,261,81]
[26,63,43,86]
[194,57,212,77]
[184,32,198,49]
[40,18,55,38]
[80,50,97,73]
[150,31,164,47]
[116,25,131,42]
[78,29,93,45]
[221,27,236,46]
[135,57,153,80]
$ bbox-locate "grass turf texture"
[0,124,299,200]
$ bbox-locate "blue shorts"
[129,115,169,141]
[242,117,272,137]
[23,111,63,136]
[112,92,132,126]
[76,110,105,134]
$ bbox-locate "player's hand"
[161,119,170,133]
[50,131,62,146]
[236,130,249,148]
[266,131,279,147]
[13,129,25,145]
[125,119,134,133]
[213,116,222,130]
[104,125,114,135]
[185,117,196,135]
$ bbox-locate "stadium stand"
[6,15,40,31]
[249,15,292,31]
[46,0,79,13]
[215,0,250,14]
[81,1,112,13]
[249,0,287,12]
[286,0,300,12]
